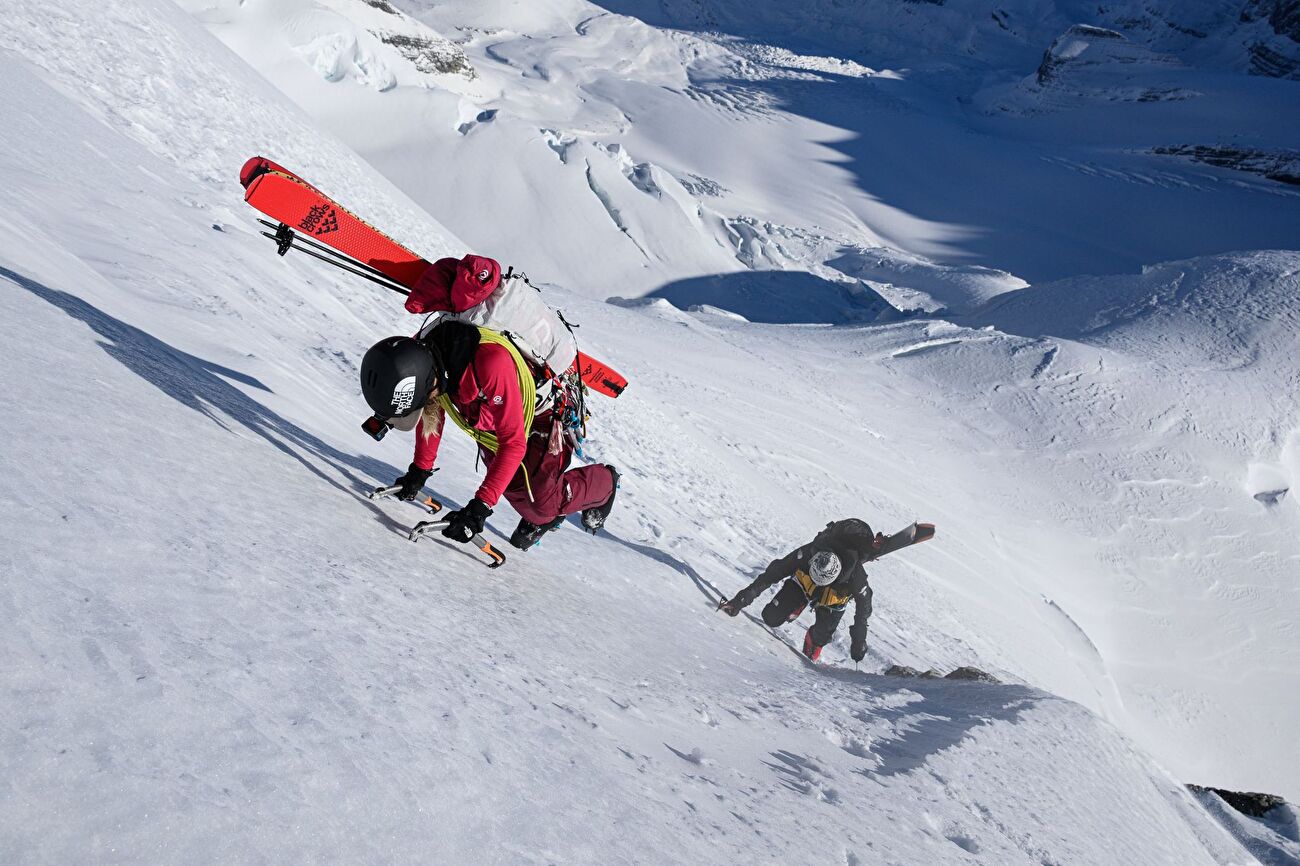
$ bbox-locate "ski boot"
[581,465,620,534]
[802,631,824,662]
[510,515,564,550]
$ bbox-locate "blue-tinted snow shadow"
[633,269,892,324]
[852,677,1040,779]
[4,266,404,515]
[604,531,730,606]
[588,3,1300,282]
[603,527,1042,778]
[764,676,1042,783]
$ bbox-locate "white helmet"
[808,550,842,586]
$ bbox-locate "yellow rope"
[438,328,538,499]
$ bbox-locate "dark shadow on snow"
[604,530,730,607]
[760,678,1041,784]
[603,531,839,666]
[4,265,406,518]
[602,521,1045,779]
[850,678,1041,779]
[585,4,1300,283]
[637,269,892,325]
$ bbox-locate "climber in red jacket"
[360,318,618,550]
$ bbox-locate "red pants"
[486,427,614,526]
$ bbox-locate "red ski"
[868,522,936,560]
[576,352,627,398]
[240,157,429,287]
[239,156,627,397]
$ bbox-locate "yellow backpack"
[794,569,853,609]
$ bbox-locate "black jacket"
[732,519,875,645]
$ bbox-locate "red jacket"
[412,342,525,507]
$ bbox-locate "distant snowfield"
[2,0,1299,863]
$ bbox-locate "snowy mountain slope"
[0,56,1264,859]
[186,0,1300,295]
[183,0,1300,302]
[577,0,1300,80]
[177,0,1300,798]
[1,0,1297,861]
[956,254,1300,795]
[0,21,1269,860]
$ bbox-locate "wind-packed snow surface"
[1,0,1298,863]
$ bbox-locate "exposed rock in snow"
[1242,0,1300,77]
[375,31,474,77]
[884,665,941,678]
[1153,144,1300,186]
[945,666,1002,683]
[1035,25,1131,85]
[882,665,1002,683]
[1190,785,1289,819]
[1244,0,1300,45]
[1254,488,1289,506]
[985,24,1199,114]
[1189,785,1300,865]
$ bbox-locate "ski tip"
[239,156,271,190]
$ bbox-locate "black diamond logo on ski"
[314,209,339,236]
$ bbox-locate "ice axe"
[368,484,425,502]
[369,486,506,569]
[407,517,507,569]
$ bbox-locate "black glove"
[442,498,492,543]
[850,637,867,663]
[394,463,432,501]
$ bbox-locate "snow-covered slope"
[175,0,1300,797]
[0,55,1256,861]
[1,0,1298,862]
[184,0,1300,299]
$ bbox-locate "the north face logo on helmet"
[392,376,417,414]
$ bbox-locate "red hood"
[405,254,501,314]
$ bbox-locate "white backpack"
[432,271,577,376]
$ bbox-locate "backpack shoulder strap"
[438,327,539,498]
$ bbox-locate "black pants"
[761,580,845,647]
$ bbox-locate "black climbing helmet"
[360,336,443,419]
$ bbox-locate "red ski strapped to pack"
[576,351,627,398]
[239,156,431,287]
[239,156,629,398]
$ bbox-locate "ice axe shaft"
[368,486,444,514]
[370,488,501,567]
[368,484,404,500]
[408,518,506,569]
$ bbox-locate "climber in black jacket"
[719,519,878,662]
